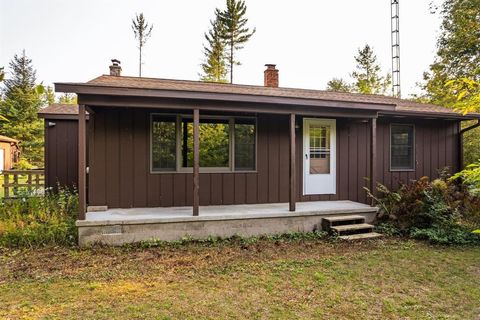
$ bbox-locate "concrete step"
[339,232,383,241]
[321,215,366,230]
[331,223,374,233]
[323,215,366,223]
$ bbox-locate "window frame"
[150,113,257,174]
[389,123,415,172]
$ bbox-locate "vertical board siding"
[44,119,79,190]
[86,107,461,208]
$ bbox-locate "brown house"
[0,135,20,171]
[45,60,480,246]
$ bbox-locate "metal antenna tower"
[391,0,401,97]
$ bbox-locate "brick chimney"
[264,64,279,88]
[109,59,122,76]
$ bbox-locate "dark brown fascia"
[37,113,89,120]
[55,82,396,112]
[378,110,480,120]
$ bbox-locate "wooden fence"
[1,169,45,199]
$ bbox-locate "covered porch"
[77,200,378,246]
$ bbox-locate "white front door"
[303,118,336,195]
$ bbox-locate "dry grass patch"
[0,239,479,319]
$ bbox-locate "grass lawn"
[0,238,479,319]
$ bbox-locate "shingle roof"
[38,104,79,115]
[53,75,478,119]
[0,135,18,143]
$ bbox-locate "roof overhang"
[55,82,396,112]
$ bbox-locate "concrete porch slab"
[78,201,376,226]
[76,201,378,246]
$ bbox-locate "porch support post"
[370,117,377,197]
[193,108,200,216]
[78,104,87,220]
[289,113,296,211]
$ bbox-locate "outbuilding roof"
[0,135,18,143]
[53,75,478,120]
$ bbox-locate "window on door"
[309,124,331,174]
[390,124,415,170]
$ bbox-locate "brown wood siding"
[44,119,79,189]
[86,107,461,208]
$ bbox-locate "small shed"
[0,135,20,171]
[38,104,86,189]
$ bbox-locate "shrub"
[0,187,78,247]
[365,174,480,245]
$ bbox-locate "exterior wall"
[85,107,461,209]
[0,141,19,171]
[44,119,79,189]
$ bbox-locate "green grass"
[0,239,479,319]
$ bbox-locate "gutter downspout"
[459,119,480,169]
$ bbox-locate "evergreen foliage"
[217,0,255,83]
[131,13,153,77]
[325,45,390,95]
[0,51,44,166]
[326,78,351,92]
[58,93,77,104]
[200,16,228,83]
[351,45,391,95]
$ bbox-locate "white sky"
[0,0,443,97]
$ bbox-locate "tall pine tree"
[217,0,255,83]
[132,13,153,77]
[0,51,44,166]
[200,16,228,83]
[351,45,391,95]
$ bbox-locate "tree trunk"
[230,39,233,84]
[139,44,142,77]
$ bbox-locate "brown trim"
[289,113,296,211]
[192,109,200,216]
[78,104,87,220]
[56,83,396,111]
[370,118,377,196]
[38,114,90,120]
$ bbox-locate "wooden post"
[193,109,200,216]
[370,118,377,197]
[4,173,9,199]
[78,104,87,220]
[289,114,296,211]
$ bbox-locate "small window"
[234,118,256,171]
[391,124,414,170]
[152,115,177,172]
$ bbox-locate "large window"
[390,124,414,170]
[151,115,256,172]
